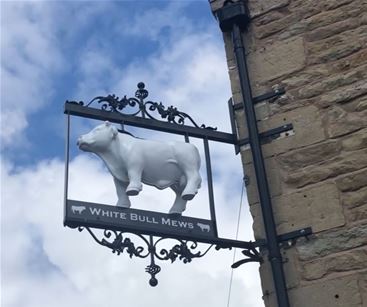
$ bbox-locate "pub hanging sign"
[63,83,261,286]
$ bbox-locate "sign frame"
[63,82,262,286]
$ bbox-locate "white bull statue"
[77,121,202,214]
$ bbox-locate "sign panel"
[65,199,216,239]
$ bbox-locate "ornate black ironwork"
[67,82,216,130]
[77,227,261,286]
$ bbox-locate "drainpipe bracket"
[215,1,250,32]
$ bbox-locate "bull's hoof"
[126,189,140,196]
[182,193,195,201]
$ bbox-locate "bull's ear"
[111,126,118,139]
[105,121,111,126]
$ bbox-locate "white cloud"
[118,2,193,42]
[1,2,65,147]
[0,1,117,148]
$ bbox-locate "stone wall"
[210,0,367,306]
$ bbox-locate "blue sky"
[1,1,263,306]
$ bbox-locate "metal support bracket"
[233,87,286,110]
[257,227,313,249]
[228,88,293,154]
[238,123,294,148]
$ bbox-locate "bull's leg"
[114,178,131,208]
[169,182,187,215]
[126,168,143,196]
[182,170,202,201]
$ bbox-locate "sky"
[1,1,264,306]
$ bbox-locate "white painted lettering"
[89,207,101,215]
[101,210,110,217]
[162,218,171,226]
[188,222,194,229]
[130,213,138,221]
[171,220,178,227]
[119,212,127,219]
[178,221,187,228]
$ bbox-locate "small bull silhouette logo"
[71,205,86,214]
[197,223,210,232]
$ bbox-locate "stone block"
[279,0,363,40]
[301,247,367,281]
[297,223,367,261]
[248,0,290,18]
[355,99,367,112]
[341,128,367,152]
[288,274,362,307]
[241,105,326,164]
[342,185,367,224]
[307,25,367,66]
[359,271,367,307]
[283,148,367,188]
[336,167,367,192]
[342,186,367,208]
[228,66,241,96]
[296,64,367,100]
[324,106,367,138]
[280,65,329,89]
[253,10,287,27]
[322,0,357,11]
[346,203,367,224]
[263,273,363,307]
[259,248,300,294]
[253,14,295,39]
[251,183,344,239]
[331,49,367,75]
[317,80,367,109]
[246,37,305,87]
[244,156,282,205]
[277,140,342,171]
[305,15,365,42]
[223,32,235,64]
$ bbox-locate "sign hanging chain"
[226,178,245,307]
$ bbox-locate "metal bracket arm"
[238,123,294,147]
[233,87,286,110]
[256,227,313,248]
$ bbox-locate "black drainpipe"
[215,2,291,307]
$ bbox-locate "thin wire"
[226,179,245,307]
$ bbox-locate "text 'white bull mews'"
[77,121,202,214]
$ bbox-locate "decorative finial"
[135,82,148,100]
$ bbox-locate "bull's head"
[77,121,118,153]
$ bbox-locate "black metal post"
[216,3,290,307]
[63,114,71,226]
[203,138,219,237]
[232,24,290,307]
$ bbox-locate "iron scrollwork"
[78,227,213,286]
[78,227,261,286]
[214,243,263,268]
[67,82,217,130]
